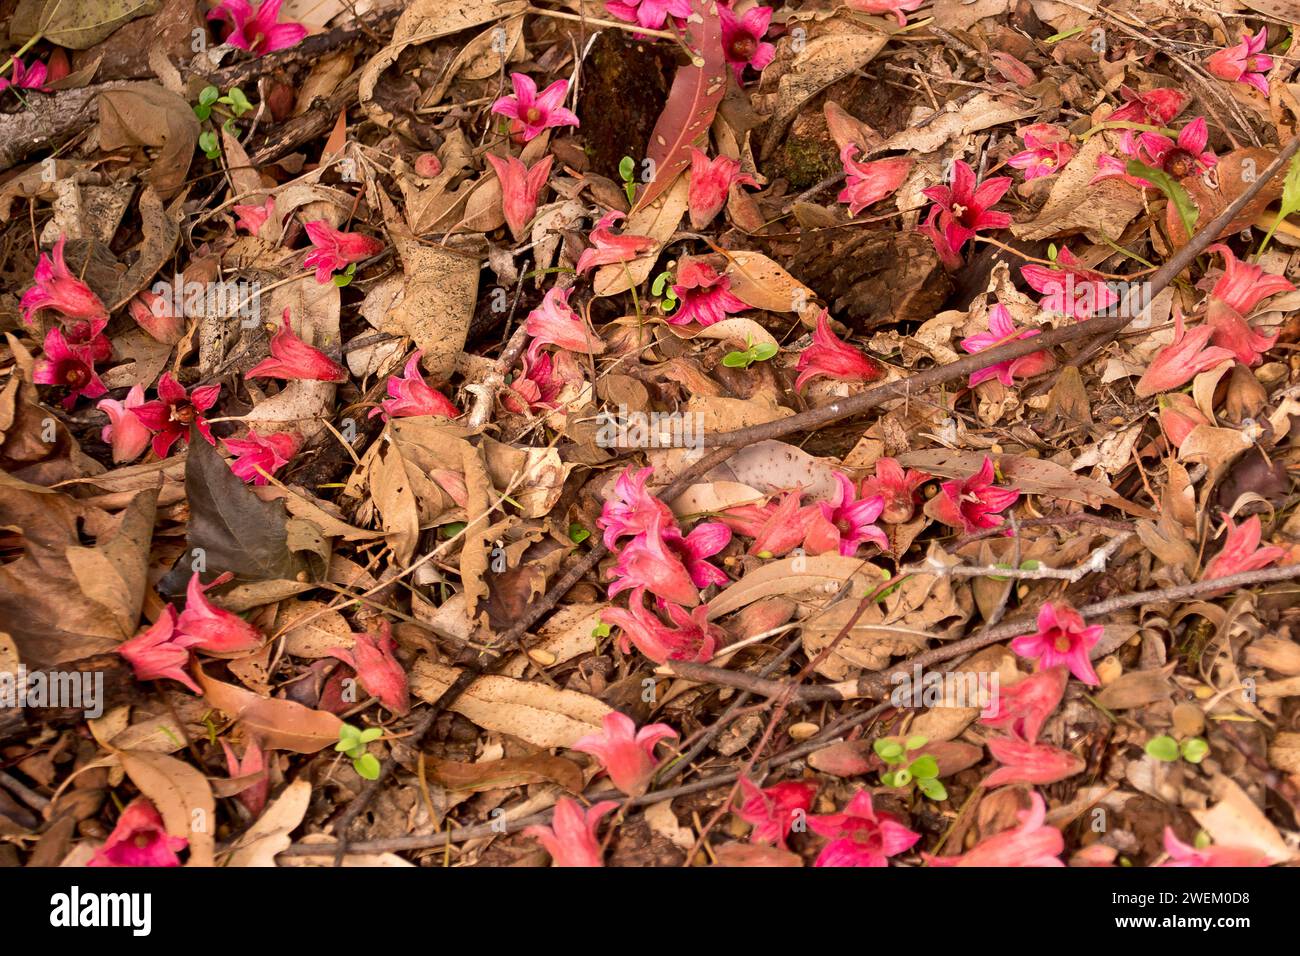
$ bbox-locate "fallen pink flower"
[1020,246,1119,321]
[525,286,605,353]
[98,385,153,464]
[19,236,108,326]
[1160,827,1272,867]
[224,430,297,485]
[844,0,925,26]
[1204,243,1292,366]
[131,373,222,458]
[605,0,691,30]
[744,490,819,558]
[860,457,929,524]
[1202,513,1286,583]
[920,160,1012,270]
[737,778,818,848]
[1207,28,1272,96]
[369,350,460,420]
[117,606,202,694]
[795,309,884,391]
[0,57,48,92]
[925,792,1064,866]
[88,798,188,867]
[128,290,186,345]
[1136,117,1217,180]
[1134,307,1234,397]
[926,455,1019,534]
[689,149,758,229]
[491,73,579,142]
[524,797,620,867]
[302,220,384,284]
[328,620,410,715]
[984,736,1085,787]
[575,211,654,273]
[233,196,277,236]
[597,465,676,549]
[960,303,1054,387]
[808,790,920,867]
[177,572,264,654]
[1010,600,1103,686]
[1008,123,1075,180]
[720,3,776,79]
[572,711,678,796]
[246,309,348,382]
[601,588,720,664]
[837,145,912,216]
[663,521,731,589]
[504,343,572,413]
[607,512,701,607]
[668,257,749,326]
[222,739,270,818]
[33,326,107,409]
[208,0,308,56]
[804,471,888,556]
[1108,86,1189,126]
[1158,393,1209,451]
[486,153,553,241]
[980,665,1068,744]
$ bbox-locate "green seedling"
[618,156,638,204]
[651,270,678,313]
[875,734,947,801]
[194,85,256,159]
[1145,734,1209,764]
[722,337,778,369]
[568,522,591,544]
[336,722,384,779]
[332,262,357,287]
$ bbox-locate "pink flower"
[926,455,1019,534]
[88,798,188,867]
[1095,117,1219,189]
[19,236,108,326]
[328,620,409,715]
[1158,393,1210,450]
[222,739,269,818]
[688,148,759,230]
[1010,601,1103,685]
[607,512,701,606]
[1108,86,1189,126]
[117,606,202,694]
[34,326,107,409]
[505,343,577,413]
[920,161,1013,270]
[369,350,459,420]
[737,778,818,848]
[743,490,819,557]
[601,588,721,664]
[572,711,678,796]
[795,309,883,391]
[837,145,912,216]
[1020,247,1118,321]
[604,0,692,31]
[177,572,264,654]
[1204,243,1292,366]
[719,4,776,80]
[233,196,277,236]
[0,58,49,92]
[1207,28,1272,96]
[131,373,222,458]
[844,0,925,26]
[808,790,920,867]
[575,211,654,273]
[491,73,579,142]
[246,308,348,382]
[664,521,731,588]
[1008,123,1075,180]
[925,792,1064,866]
[598,466,676,549]
[984,736,1085,787]
[804,472,888,556]
[1160,827,1272,867]
[668,257,749,326]
[1134,307,1234,398]
[1202,513,1286,583]
[207,0,308,56]
[860,457,929,524]
[525,286,604,353]
[524,797,619,867]
[486,153,553,241]
[98,385,153,464]
[224,430,297,485]
[302,220,384,284]
[980,665,1068,744]
[128,290,185,344]
[65,317,112,364]
[960,303,1054,387]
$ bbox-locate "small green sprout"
[722,337,778,369]
[336,722,384,780]
[332,262,358,287]
[198,129,220,161]
[591,621,611,639]
[568,522,591,545]
[1145,734,1209,764]
[618,156,637,204]
[651,270,678,313]
[194,86,255,159]
[875,735,947,801]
